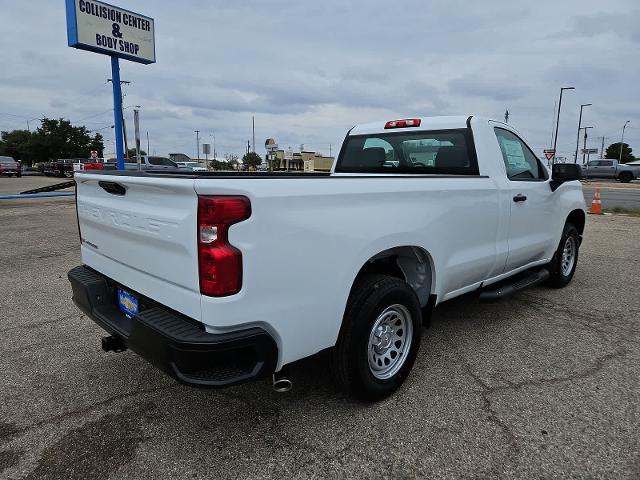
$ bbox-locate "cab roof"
[349,115,487,136]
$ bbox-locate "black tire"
[546,223,580,288]
[619,172,633,183]
[331,274,422,402]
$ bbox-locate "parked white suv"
[68,116,586,401]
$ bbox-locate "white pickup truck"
[68,116,586,401]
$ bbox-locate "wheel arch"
[350,245,435,308]
[567,209,586,236]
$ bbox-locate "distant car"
[108,156,181,171]
[175,161,207,172]
[582,159,639,183]
[0,156,22,177]
[20,166,41,176]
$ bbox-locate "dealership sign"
[65,0,155,64]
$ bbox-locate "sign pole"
[134,108,141,171]
[110,56,125,170]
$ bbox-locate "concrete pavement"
[1,184,639,479]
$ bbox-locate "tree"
[0,118,105,165]
[224,153,240,170]
[207,158,229,170]
[242,151,262,169]
[0,129,34,164]
[605,142,634,163]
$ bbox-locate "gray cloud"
[0,0,638,158]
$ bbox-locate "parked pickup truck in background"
[0,156,21,177]
[42,159,76,177]
[101,156,186,171]
[582,159,639,182]
[68,115,586,401]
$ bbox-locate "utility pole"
[574,103,592,163]
[247,140,250,155]
[252,116,255,153]
[619,121,630,164]
[552,86,575,164]
[504,109,509,123]
[146,131,150,155]
[582,126,593,164]
[107,78,130,157]
[549,100,557,149]
[329,143,332,157]
[133,108,141,170]
[194,130,200,160]
[210,132,216,160]
[599,136,606,158]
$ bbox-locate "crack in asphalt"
[445,331,628,477]
[518,293,640,347]
[7,384,178,440]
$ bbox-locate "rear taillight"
[384,119,421,129]
[197,195,251,297]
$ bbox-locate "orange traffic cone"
[588,187,603,215]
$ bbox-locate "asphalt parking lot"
[1,183,639,479]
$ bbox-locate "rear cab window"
[335,129,479,175]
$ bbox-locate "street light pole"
[581,126,593,164]
[194,130,200,160]
[574,103,591,163]
[552,86,575,164]
[619,121,630,164]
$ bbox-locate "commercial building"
[267,149,334,172]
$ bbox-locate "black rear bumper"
[68,265,277,388]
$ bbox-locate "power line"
[73,108,114,123]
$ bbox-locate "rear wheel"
[546,223,580,288]
[331,274,422,401]
[619,172,633,183]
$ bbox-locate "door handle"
[513,194,527,202]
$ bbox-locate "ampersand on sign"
[112,23,123,38]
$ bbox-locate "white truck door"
[493,127,556,272]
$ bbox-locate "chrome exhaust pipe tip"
[272,372,292,393]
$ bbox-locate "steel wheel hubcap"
[561,236,576,276]
[367,304,413,380]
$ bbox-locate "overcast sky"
[1,0,638,160]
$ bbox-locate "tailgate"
[76,173,201,319]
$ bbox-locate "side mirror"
[550,163,581,191]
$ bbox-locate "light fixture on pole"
[552,86,575,164]
[194,130,200,160]
[619,121,630,164]
[26,117,41,132]
[574,103,591,163]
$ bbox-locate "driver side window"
[494,128,546,181]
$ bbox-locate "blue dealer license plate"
[118,289,139,318]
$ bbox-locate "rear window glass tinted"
[335,129,478,175]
